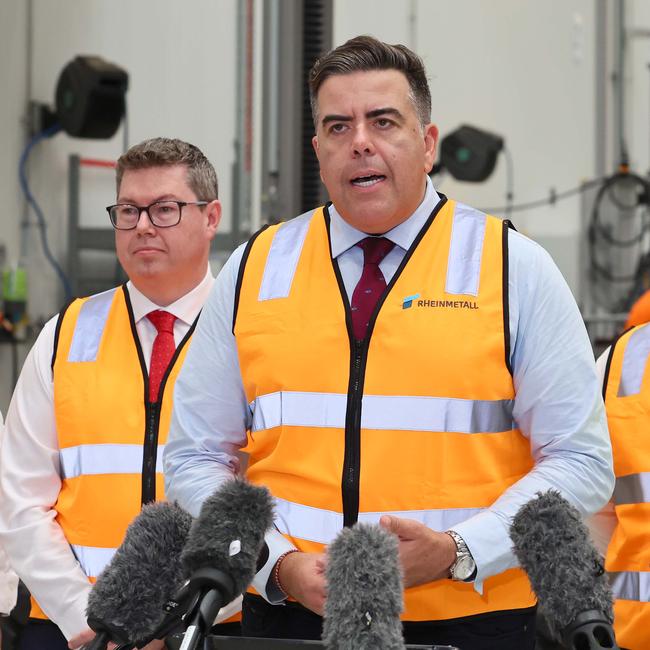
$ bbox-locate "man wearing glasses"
[0,138,221,650]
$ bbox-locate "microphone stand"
[175,567,236,650]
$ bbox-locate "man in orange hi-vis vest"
[0,138,238,650]
[599,322,650,650]
[165,36,614,650]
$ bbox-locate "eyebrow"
[321,107,404,127]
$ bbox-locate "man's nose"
[351,124,375,157]
[134,208,156,233]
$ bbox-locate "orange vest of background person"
[233,198,536,621]
[604,322,650,650]
[30,286,195,620]
[625,290,650,329]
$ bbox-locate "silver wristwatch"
[446,530,477,582]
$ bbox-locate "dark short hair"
[308,35,431,128]
[116,137,218,199]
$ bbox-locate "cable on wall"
[18,123,73,303]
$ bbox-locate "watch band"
[445,530,477,582]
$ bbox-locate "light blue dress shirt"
[165,177,614,597]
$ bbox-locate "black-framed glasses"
[106,200,210,230]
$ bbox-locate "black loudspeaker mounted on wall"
[53,55,129,138]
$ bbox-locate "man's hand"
[68,628,166,649]
[379,515,457,588]
[68,628,96,649]
[277,551,327,615]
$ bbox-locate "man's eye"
[330,123,346,134]
[376,118,392,128]
[120,206,138,216]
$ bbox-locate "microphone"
[178,478,275,650]
[323,523,405,650]
[510,489,619,650]
[83,501,193,650]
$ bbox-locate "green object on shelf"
[3,267,28,302]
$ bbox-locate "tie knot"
[146,310,176,334]
[357,237,394,266]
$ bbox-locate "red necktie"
[147,310,177,402]
[350,237,395,341]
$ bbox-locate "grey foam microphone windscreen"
[323,523,406,650]
[180,478,275,598]
[85,501,193,644]
[509,489,614,641]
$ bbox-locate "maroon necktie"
[351,237,395,340]
[147,310,177,402]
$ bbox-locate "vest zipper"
[342,337,367,527]
[142,400,160,504]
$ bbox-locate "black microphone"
[177,478,275,650]
[323,523,406,650]
[510,489,619,650]
[83,501,193,650]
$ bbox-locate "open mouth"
[350,174,386,188]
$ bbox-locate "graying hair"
[309,35,431,128]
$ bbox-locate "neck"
[131,270,205,307]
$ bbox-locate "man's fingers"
[380,514,421,538]
[68,628,96,649]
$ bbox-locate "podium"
[166,636,459,649]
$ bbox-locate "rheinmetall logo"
[402,294,478,310]
[402,294,420,309]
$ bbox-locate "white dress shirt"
[0,269,213,640]
[585,348,618,555]
[0,412,18,617]
[165,178,614,600]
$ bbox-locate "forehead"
[315,69,413,118]
[118,164,191,200]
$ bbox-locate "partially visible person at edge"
[164,36,614,650]
[625,289,650,330]
[594,323,650,650]
[0,138,241,650]
[0,411,19,648]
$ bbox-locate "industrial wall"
[1,0,649,411]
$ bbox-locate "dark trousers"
[17,619,68,650]
[242,594,536,650]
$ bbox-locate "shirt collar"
[127,265,215,326]
[328,176,441,258]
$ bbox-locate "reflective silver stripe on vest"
[445,203,487,296]
[250,391,514,434]
[67,288,117,362]
[71,543,116,578]
[613,472,650,505]
[273,496,484,545]
[59,443,164,479]
[618,324,650,397]
[610,571,650,603]
[258,211,313,301]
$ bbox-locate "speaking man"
[165,37,614,650]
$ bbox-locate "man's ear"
[205,199,221,239]
[423,123,439,174]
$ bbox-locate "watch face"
[453,555,476,581]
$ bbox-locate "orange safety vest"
[234,199,535,621]
[31,285,195,620]
[604,322,650,650]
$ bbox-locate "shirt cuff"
[451,509,516,595]
[251,528,296,604]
